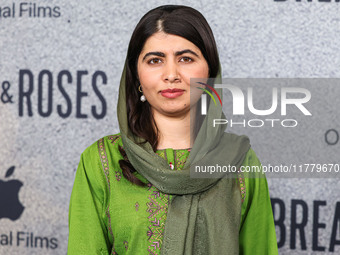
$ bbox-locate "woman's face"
[137,32,209,117]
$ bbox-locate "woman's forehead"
[140,32,201,55]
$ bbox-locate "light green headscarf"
[117,62,250,254]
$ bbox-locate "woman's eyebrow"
[142,49,199,62]
[175,49,199,58]
[142,52,165,62]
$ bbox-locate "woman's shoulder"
[242,148,260,166]
[76,133,124,188]
[239,147,266,179]
[81,133,123,157]
[239,147,270,204]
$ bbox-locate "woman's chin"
[158,106,191,117]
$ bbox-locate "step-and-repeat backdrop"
[1,0,339,254]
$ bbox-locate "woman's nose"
[163,61,180,83]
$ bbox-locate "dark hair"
[119,5,220,186]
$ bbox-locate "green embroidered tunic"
[68,134,278,255]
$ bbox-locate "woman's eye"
[180,57,193,63]
[148,58,162,64]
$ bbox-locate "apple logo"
[0,166,24,220]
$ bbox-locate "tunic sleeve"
[239,149,278,255]
[68,145,111,255]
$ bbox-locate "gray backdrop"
[0,0,339,254]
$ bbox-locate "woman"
[68,5,278,255]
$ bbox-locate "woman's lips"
[160,89,185,99]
